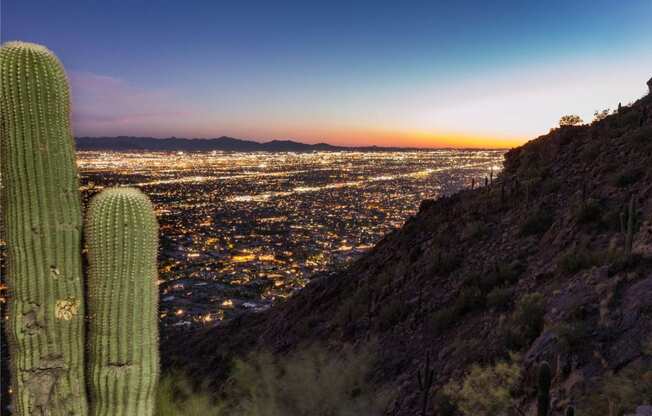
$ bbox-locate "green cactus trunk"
[537,361,552,416]
[0,41,88,415]
[85,187,159,416]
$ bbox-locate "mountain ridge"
[75,136,425,152]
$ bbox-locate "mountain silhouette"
[75,136,410,152]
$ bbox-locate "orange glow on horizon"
[282,128,528,149]
[80,118,529,149]
[348,130,527,149]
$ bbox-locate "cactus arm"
[85,187,159,416]
[0,41,88,415]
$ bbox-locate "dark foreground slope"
[164,93,652,414]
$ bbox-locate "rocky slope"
[164,88,652,415]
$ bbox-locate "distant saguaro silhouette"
[648,76,652,94]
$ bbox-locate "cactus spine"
[537,361,552,416]
[86,187,160,416]
[0,41,88,415]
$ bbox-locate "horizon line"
[74,135,520,151]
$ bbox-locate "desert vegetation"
[157,344,386,416]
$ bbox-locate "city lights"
[61,149,505,328]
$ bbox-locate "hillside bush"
[158,344,390,416]
[575,200,603,225]
[226,344,390,416]
[614,168,644,187]
[444,354,522,416]
[465,260,523,293]
[156,372,225,416]
[558,249,600,274]
[487,286,514,310]
[377,298,410,331]
[553,321,590,354]
[502,293,546,350]
[579,362,652,415]
[432,390,457,416]
[520,210,554,236]
[428,306,459,333]
[559,115,584,126]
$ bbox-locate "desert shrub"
[350,288,373,313]
[615,168,643,187]
[427,284,486,334]
[503,293,546,350]
[497,260,524,285]
[466,260,523,293]
[602,206,625,232]
[444,354,522,416]
[558,249,600,274]
[627,125,652,144]
[226,344,390,416]
[455,285,485,313]
[559,115,583,127]
[434,252,463,275]
[541,177,562,195]
[428,306,459,333]
[514,293,545,337]
[580,141,602,163]
[156,372,225,416]
[432,390,457,416]
[520,210,554,236]
[553,321,590,354]
[464,271,494,293]
[575,200,602,225]
[578,362,652,415]
[462,221,488,240]
[487,286,514,310]
[617,110,646,131]
[593,108,611,123]
[377,299,410,331]
[335,301,360,330]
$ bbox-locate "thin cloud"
[69,71,196,136]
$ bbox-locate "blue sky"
[3,0,652,147]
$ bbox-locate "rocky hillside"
[164,87,652,415]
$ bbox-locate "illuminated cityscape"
[81,149,505,328]
[1,150,504,329]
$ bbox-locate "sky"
[2,1,652,148]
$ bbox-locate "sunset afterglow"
[3,1,652,148]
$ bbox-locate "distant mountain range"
[75,136,413,152]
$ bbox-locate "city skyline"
[3,1,652,148]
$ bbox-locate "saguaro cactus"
[0,41,88,415]
[86,187,160,416]
[537,361,552,416]
[417,350,435,416]
[625,195,635,259]
[2,41,161,415]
